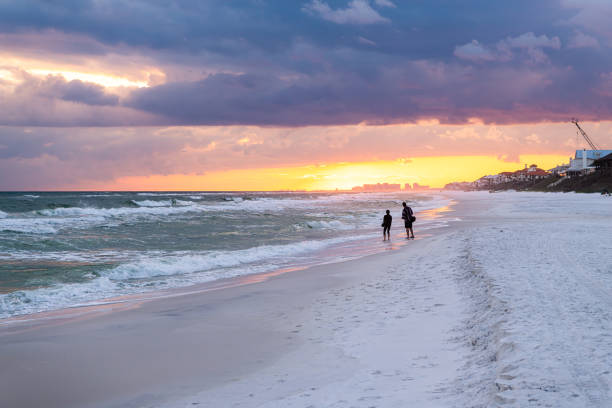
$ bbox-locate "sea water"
[0,191,453,318]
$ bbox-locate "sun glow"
[83,154,569,191]
[0,50,160,89]
[0,68,18,83]
[28,69,149,88]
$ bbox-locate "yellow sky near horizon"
[80,154,569,191]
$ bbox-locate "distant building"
[548,164,570,176]
[412,183,430,191]
[351,182,402,192]
[404,183,412,190]
[473,174,499,188]
[512,164,549,181]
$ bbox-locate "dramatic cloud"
[34,77,119,106]
[125,70,422,126]
[0,1,609,127]
[0,72,159,126]
[1,0,612,189]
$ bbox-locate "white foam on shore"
[0,234,373,318]
[106,235,370,280]
[0,276,118,319]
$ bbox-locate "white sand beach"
[2,192,612,407]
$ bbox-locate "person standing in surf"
[401,202,415,239]
[381,210,392,241]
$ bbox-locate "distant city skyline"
[351,182,430,192]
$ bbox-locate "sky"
[2,0,612,190]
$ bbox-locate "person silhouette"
[401,202,415,239]
[381,210,392,241]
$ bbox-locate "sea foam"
[0,235,371,318]
[105,235,368,280]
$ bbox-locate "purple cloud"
[0,1,611,127]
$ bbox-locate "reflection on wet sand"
[418,201,456,220]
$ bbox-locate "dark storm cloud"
[1,0,612,125]
[0,73,160,126]
[124,59,612,126]
[33,77,119,106]
[0,0,570,58]
[125,70,419,126]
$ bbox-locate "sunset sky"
[2,0,612,190]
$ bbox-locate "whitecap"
[105,235,369,280]
[0,218,60,234]
[304,220,354,230]
[0,277,118,319]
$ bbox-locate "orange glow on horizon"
[80,154,570,191]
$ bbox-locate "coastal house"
[473,174,500,188]
[513,164,549,181]
[567,149,612,176]
[492,164,550,182]
[593,153,612,173]
[462,164,550,190]
[497,172,515,183]
[548,164,570,176]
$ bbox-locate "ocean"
[0,191,453,318]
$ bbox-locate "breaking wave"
[0,235,370,318]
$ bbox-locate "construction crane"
[571,119,600,150]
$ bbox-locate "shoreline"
[0,193,456,321]
[0,234,420,330]
[0,219,464,408]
